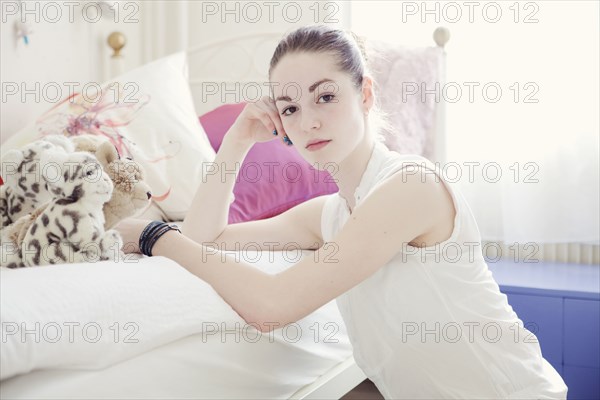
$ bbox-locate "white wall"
[188,0,350,41]
[351,0,599,162]
[352,0,599,245]
[1,0,144,144]
[1,1,351,144]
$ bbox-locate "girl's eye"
[281,94,335,116]
[282,106,296,116]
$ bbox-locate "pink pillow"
[199,102,339,224]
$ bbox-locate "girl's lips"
[306,140,332,151]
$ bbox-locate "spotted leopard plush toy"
[5,149,124,267]
[0,135,74,228]
[1,135,151,268]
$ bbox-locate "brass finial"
[433,27,451,48]
[107,31,126,58]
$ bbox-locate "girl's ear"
[361,75,375,112]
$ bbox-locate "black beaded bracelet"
[139,221,162,255]
[139,221,182,257]
[141,223,166,256]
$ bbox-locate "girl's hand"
[226,96,291,147]
[113,218,154,254]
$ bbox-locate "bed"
[0,250,361,399]
[0,26,450,399]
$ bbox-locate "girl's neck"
[336,137,376,212]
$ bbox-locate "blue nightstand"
[487,258,600,400]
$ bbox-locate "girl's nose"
[300,112,321,132]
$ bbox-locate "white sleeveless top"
[321,141,568,399]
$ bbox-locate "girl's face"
[270,51,373,168]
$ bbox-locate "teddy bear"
[69,134,153,229]
[0,135,75,228]
[0,134,152,267]
[3,149,124,268]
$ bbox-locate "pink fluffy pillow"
[199,102,339,224]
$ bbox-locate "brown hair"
[268,24,390,143]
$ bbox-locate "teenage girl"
[116,25,568,399]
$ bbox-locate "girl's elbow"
[248,305,293,334]
[240,299,281,334]
[248,313,283,334]
[246,276,295,333]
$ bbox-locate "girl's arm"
[152,167,445,333]
[181,96,289,245]
[181,133,252,245]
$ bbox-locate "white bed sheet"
[0,249,355,399]
[0,324,353,399]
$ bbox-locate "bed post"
[432,27,450,167]
[107,31,126,80]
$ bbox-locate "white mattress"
[0,323,353,399]
[0,249,355,399]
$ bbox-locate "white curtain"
[351,0,599,245]
[456,132,599,244]
[141,0,189,63]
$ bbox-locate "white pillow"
[0,250,350,381]
[0,52,216,221]
[0,256,246,381]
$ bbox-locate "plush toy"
[69,135,152,229]
[0,134,151,268]
[0,206,46,268]
[0,135,74,228]
[4,150,124,268]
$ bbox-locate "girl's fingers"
[256,111,275,134]
[259,96,286,138]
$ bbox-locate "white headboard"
[186,32,283,117]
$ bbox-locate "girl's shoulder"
[374,150,441,187]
